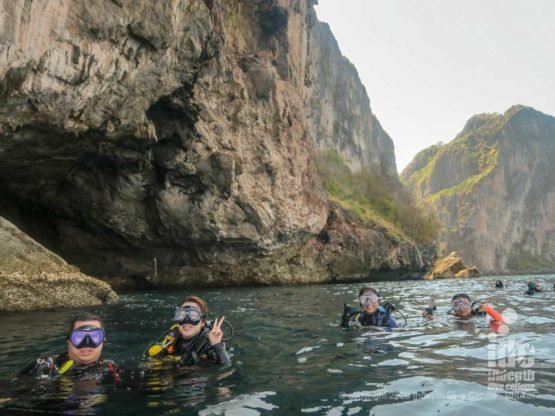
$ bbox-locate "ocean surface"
[1,275,554,415]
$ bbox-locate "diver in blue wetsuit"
[341,287,398,329]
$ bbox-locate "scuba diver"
[422,293,503,322]
[525,281,543,295]
[146,295,231,366]
[495,280,504,288]
[20,314,119,380]
[341,287,399,329]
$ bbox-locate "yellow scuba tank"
[147,325,179,357]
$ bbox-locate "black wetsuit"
[21,353,120,380]
[165,328,230,366]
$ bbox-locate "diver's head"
[526,281,536,295]
[175,295,208,339]
[451,293,472,317]
[359,287,379,314]
[67,314,105,365]
[495,280,503,288]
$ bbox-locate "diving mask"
[452,298,471,311]
[69,325,105,349]
[359,293,379,305]
[174,306,205,325]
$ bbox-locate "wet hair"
[180,295,208,316]
[451,293,471,302]
[495,280,503,288]
[359,287,379,297]
[69,314,104,332]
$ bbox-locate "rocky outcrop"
[424,252,479,280]
[315,203,435,281]
[0,0,429,287]
[0,217,117,311]
[403,106,555,274]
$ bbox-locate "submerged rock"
[424,252,479,280]
[0,217,117,311]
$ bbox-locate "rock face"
[0,0,430,286]
[424,252,479,280]
[315,203,436,281]
[403,106,555,274]
[0,216,117,311]
[306,21,397,176]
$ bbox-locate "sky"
[314,0,555,172]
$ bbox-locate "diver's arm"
[205,317,230,364]
[341,304,358,327]
[388,316,399,329]
[19,356,59,377]
[19,359,40,376]
[210,343,231,366]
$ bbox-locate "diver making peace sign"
[147,295,231,366]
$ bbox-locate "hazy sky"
[315,0,555,172]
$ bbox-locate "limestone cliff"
[402,106,555,274]
[0,0,431,287]
[306,20,396,176]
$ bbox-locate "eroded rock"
[424,252,480,280]
[0,217,117,311]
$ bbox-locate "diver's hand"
[208,316,225,345]
[422,306,435,320]
[478,302,489,312]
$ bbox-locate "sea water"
[0,275,554,415]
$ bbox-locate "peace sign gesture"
[208,316,225,345]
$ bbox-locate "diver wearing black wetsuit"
[22,353,119,380]
[148,296,231,366]
[170,326,230,365]
[20,314,119,381]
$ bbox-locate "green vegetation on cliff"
[402,105,555,273]
[400,142,443,183]
[402,112,504,198]
[430,146,499,201]
[317,150,439,243]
